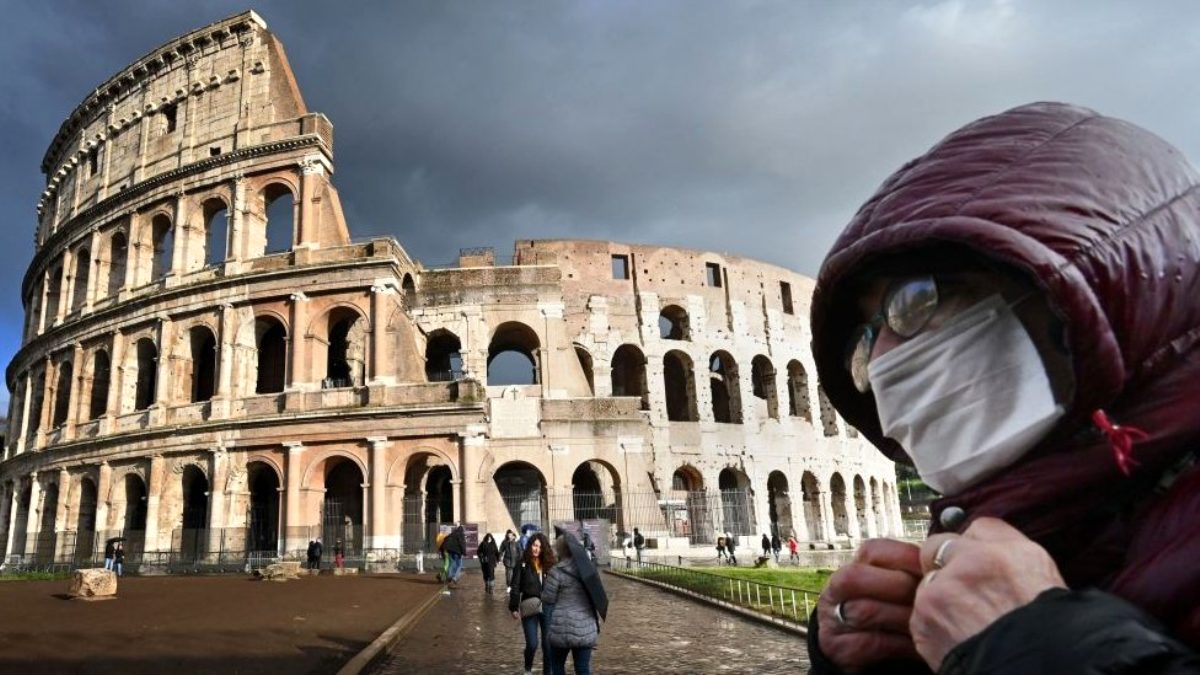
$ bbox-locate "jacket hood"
[812,102,1200,476]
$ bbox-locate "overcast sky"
[4,0,1200,408]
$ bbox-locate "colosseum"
[1,11,899,570]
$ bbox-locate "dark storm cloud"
[5,0,1200,405]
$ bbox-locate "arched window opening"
[571,461,621,531]
[324,308,366,388]
[36,482,59,563]
[767,471,793,539]
[658,305,690,340]
[830,473,849,537]
[247,463,280,554]
[424,330,462,382]
[187,326,217,403]
[11,486,31,556]
[854,475,869,537]
[123,474,148,532]
[134,338,158,411]
[424,466,454,525]
[668,465,711,544]
[203,200,229,267]
[75,478,99,564]
[402,455,453,553]
[401,274,416,303]
[180,466,209,561]
[255,318,287,394]
[52,361,73,427]
[44,263,63,324]
[662,350,698,422]
[151,215,174,280]
[801,472,823,541]
[574,345,595,394]
[494,462,548,534]
[89,351,111,420]
[487,322,540,386]
[787,360,812,421]
[751,355,779,420]
[71,249,90,312]
[107,232,128,298]
[28,371,46,436]
[263,185,295,255]
[709,351,743,424]
[817,384,839,437]
[610,344,648,410]
[323,459,364,556]
[717,468,753,536]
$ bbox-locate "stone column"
[818,488,836,542]
[153,317,173,412]
[459,433,485,526]
[287,293,309,390]
[450,479,462,525]
[24,473,41,557]
[37,270,51,334]
[143,455,165,554]
[297,158,324,247]
[16,372,33,455]
[865,487,879,539]
[65,344,84,438]
[538,303,563,397]
[123,216,141,291]
[226,175,246,264]
[846,487,862,542]
[284,441,305,554]
[212,304,236,417]
[56,248,74,325]
[207,447,229,558]
[4,482,20,558]
[169,193,187,278]
[0,483,10,560]
[55,469,70,559]
[96,462,112,534]
[36,357,53,449]
[84,229,101,312]
[106,331,126,426]
[366,437,394,550]
[369,284,395,385]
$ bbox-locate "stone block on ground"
[254,562,301,582]
[333,567,358,576]
[69,568,118,599]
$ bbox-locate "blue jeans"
[551,646,593,675]
[521,611,552,674]
[448,553,463,581]
[115,562,123,577]
[104,558,113,571]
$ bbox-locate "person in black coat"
[509,532,555,675]
[443,525,467,586]
[478,533,500,593]
[104,539,116,571]
[500,530,521,592]
[771,533,782,563]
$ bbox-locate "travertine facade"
[1,12,897,567]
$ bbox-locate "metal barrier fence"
[609,559,819,627]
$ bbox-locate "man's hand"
[818,538,924,671]
[911,517,1066,670]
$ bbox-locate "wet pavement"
[372,570,810,674]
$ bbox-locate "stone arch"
[247,461,282,554]
[830,473,849,538]
[301,450,368,490]
[717,467,753,536]
[662,350,698,421]
[487,321,541,386]
[177,464,210,561]
[35,480,60,563]
[254,315,288,394]
[87,348,111,420]
[668,465,712,544]
[150,213,174,280]
[319,456,365,555]
[397,449,459,553]
[71,246,91,312]
[751,355,779,420]
[11,482,31,556]
[493,461,548,534]
[767,470,793,539]
[424,329,462,382]
[571,459,622,530]
[787,360,812,422]
[44,258,64,324]
[176,324,217,403]
[105,229,128,299]
[801,471,824,541]
[659,304,690,340]
[75,476,99,563]
[309,304,370,388]
[130,337,158,411]
[854,474,869,537]
[199,196,230,269]
[573,344,595,394]
[817,384,839,436]
[610,344,648,410]
[261,182,296,256]
[709,351,742,424]
[51,357,73,427]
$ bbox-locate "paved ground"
[0,573,440,675]
[374,571,810,674]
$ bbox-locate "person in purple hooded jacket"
[806,102,1200,674]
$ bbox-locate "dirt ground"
[0,573,441,675]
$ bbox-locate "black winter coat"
[508,560,545,613]
[478,537,499,566]
[442,528,466,556]
[500,538,521,567]
[808,589,1200,674]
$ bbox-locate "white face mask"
[868,294,1064,495]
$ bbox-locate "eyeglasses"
[846,275,940,393]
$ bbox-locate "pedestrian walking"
[435,529,450,584]
[500,529,521,592]
[771,533,782,563]
[305,539,317,570]
[113,542,125,577]
[334,539,345,570]
[313,537,323,570]
[510,532,555,675]
[579,527,595,561]
[479,532,500,593]
[715,535,727,564]
[787,535,800,565]
[544,534,603,675]
[632,528,645,564]
[104,539,116,571]
[725,531,738,566]
[443,524,467,587]
[761,533,771,559]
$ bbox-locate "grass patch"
[702,566,832,593]
[615,563,829,624]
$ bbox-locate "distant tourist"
[334,539,345,570]
[306,539,317,570]
[509,532,555,675]
[478,532,500,593]
[716,535,728,564]
[725,531,738,566]
[579,527,596,561]
[443,524,467,587]
[632,528,645,564]
[313,538,324,570]
[113,542,125,577]
[761,533,772,559]
[500,530,521,592]
[771,533,782,563]
[787,535,800,564]
[544,535,602,675]
[104,539,116,571]
[435,529,450,584]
